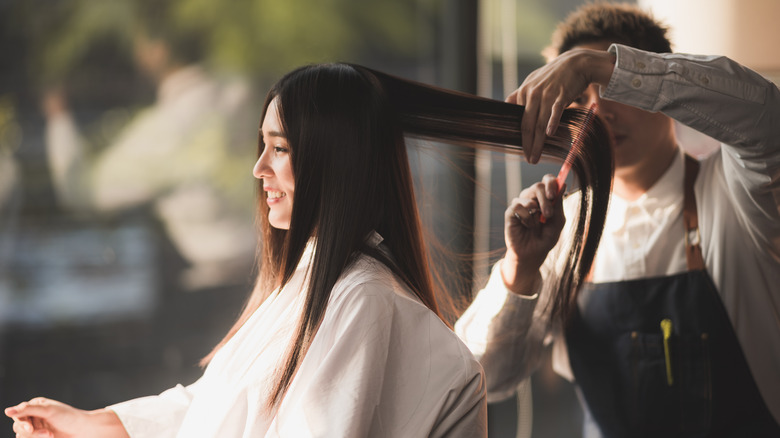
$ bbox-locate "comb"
[540,103,597,223]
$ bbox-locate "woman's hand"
[501,174,566,296]
[506,48,615,164]
[5,397,128,438]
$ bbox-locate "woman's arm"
[6,397,129,438]
[6,379,202,438]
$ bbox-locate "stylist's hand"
[5,397,129,438]
[501,174,566,296]
[506,48,614,164]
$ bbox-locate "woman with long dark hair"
[6,63,611,437]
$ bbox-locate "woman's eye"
[274,146,288,154]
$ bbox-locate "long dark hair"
[368,66,612,326]
[204,63,612,409]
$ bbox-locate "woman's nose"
[253,155,267,179]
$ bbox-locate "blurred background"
[0,0,777,437]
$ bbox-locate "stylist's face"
[568,40,676,172]
[254,99,294,230]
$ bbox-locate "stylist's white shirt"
[111,233,487,437]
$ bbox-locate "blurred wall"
[641,0,780,82]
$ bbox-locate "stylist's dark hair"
[545,2,672,59]
[204,63,613,409]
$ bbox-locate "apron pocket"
[619,331,712,435]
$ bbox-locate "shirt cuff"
[107,383,194,437]
[601,44,665,112]
[486,261,540,330]
[494,259,542,300]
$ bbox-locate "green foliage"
[23,0,428,84]
[29,0,135,84]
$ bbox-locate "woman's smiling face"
[253,98,294,230]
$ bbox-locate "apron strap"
[683,154,705,271]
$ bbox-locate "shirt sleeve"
[455,262,550,402]
[603,43,780,260]
[107,379,201,438]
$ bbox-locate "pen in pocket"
[661,318,674,386]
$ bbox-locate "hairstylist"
[457,3,780,437]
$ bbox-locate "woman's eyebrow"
[263,130,287,138]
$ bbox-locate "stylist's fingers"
[546,98,566,137]
[507,180,553,239]
[539,174,561,217]
[531,100,552,164]
[515,84,557,164]
[531,80,573,164]
[517,175,558,219]
[515,89,537,164]
[508,200,541,232]
[505,88,520,105]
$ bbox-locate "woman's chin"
[268,216,291,230]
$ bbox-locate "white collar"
[606,148,685,232]
[301,230,385,262]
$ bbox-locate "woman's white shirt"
[109,233,487,437]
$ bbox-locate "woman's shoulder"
[327,253,407,311]
[328,253,483,371]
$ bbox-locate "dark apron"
[565,155,780,438]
